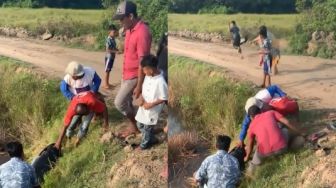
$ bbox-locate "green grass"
[169,55,255,139]
[168,13,299,39]
[169,55,323,187]
[0,56,127,187]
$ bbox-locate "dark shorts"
[105,56,115,72]
[233,35,241,48]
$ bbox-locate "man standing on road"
[112,1,152,138]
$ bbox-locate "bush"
[198,5,235,14]
[289,24,310,54]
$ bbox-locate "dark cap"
[113,1,137,20]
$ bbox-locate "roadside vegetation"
[0,56,126,187]
[168,55,326,187]
[169,13,297,39]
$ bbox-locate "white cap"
[245,97,264,113]
[65,61,84,77]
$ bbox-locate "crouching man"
[194,135,241,188]
[55,91,109,150]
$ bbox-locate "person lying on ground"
[258,26,272,88]
[60,61,101,101]
[135,55,168,150]
[55,91,109,149]
[103,24,119,89]
[237,85,287,147]
[194,135,241,188]
[244,106,306,173]
[0,141,40,188]
[112,0,152,138]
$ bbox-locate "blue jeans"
[66,113,94,139]
[136,122,155,149]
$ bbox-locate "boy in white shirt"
[135,55,168,150]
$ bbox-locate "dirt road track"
[0,36,122,87]
[169,37,336,109]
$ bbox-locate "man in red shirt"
[113,1,152,138]
[55,92,108,149]
[244,106,305,171]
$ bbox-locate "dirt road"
[0,36,122,87]
[169,37,336,109]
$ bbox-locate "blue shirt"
[195,150,240,188]
[239,85,286,141]
[0,157,39,188]
[106,36,117,59]
[60,68,101,100]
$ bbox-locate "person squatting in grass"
[55,91,109,150]
[244,106,306,173]
[135,55,168,150]
[103,24,120,89]
[194,135,241,188]
[0,141,40,188]
[113,1,152,138]
[258,26,273,88]
[237,84,294,148]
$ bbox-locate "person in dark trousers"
[0,141,40,188]
[229,21,247,54]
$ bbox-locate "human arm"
[237,114,251,147]
[194,159,208,184]
[143,99,166,110]
[92,72,101,93]
[244,134,255,162]
[133,58,145,98]
[277,116,305,136]
[60,80,74,100]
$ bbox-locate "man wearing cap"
[60,61,102,101]
[112,1,152,137]
[237,85,287,148]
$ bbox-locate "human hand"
[143,102,154,110]
[133,86,142,99]
[236,140,244,148]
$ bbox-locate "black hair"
[6,141,23,158]
[231,20,236,25]
[259,25,268,38]
[76,103,89,115]
[248,105,261,117]
[141,55,158,68]
[108,24,117,31]
[216,135,231,151]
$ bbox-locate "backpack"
[31,143,61,183]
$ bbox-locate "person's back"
[202,151,240,188]
[248,110,287,155]
[195,135,240,188]
[0,142,39,188]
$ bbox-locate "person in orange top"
[55,92,108,149]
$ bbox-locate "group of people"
[0,1,168,187]
[194,84,305,188]
[229,21,281,88]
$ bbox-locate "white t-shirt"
[135,73,168,125]
[63,67,95,95]
[255,89,272,103]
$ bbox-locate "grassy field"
[169,13,299,38]
[169,55,323,187]
[0,56,126,187]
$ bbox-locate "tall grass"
[0,56,127,187]
[168,13,299,39]
[0,56,67,144]
[169,55,255,139]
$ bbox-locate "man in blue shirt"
[0,142,40,188]
[60,61,101,101]
[237,85,287,148]
[194,135,240,188]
